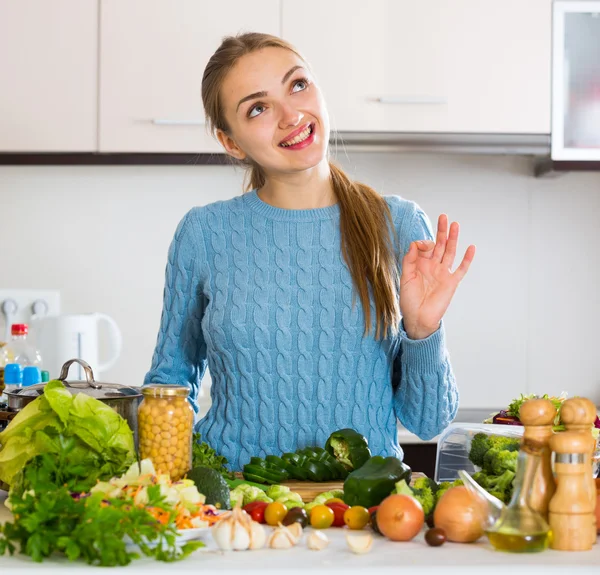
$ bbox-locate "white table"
[1,492,599,574]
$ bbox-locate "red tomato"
[243,501,268,523]
[368,506,379,515]
[326,502,350,527]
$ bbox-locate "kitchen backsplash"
[0,152,599,417]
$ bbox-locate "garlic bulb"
[286,522,303,541]
[345,532,373,554]
[307,530,329,550]
[212,507,266,551]
[267,524,298,549]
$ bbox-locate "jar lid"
[141,384,190,398]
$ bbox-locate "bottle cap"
[4,363,23,385]
[23,366,42,386]
[11,324,28,336]
[41,370,50,383]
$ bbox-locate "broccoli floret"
[469,433,520,468]
[469,433,492,467]
[393,479,414,497]
[488,435,520,453]
[483,448,518,476]
[393,478,435,516]
[471,471,490,488]
[412,476,439,496]
[486,469,515,493]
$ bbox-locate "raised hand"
[400,214,476,340]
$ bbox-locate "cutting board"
[235,472,426,502]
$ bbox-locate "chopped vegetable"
[0,437,203,565]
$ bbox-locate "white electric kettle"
[33,313,122,380]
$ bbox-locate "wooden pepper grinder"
[519,398,557,520]
[549,431,596,551]
[560,397,598,545]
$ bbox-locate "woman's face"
[218,47,330,177]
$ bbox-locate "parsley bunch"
[0,438,204,566]
[192,433,234,479]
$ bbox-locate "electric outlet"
[0,289,61,343]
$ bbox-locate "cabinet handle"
[151,119,206,126]
[375,96,447,105]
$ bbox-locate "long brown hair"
[201,33,400,340]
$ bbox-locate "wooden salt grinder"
[519,398,557,520]
[561,397,598,544]
[549,431,596,551]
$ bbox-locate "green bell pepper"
[343,456,412,508]
[325,428,372,471]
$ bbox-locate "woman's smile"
[279,122,315,149]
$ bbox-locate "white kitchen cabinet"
[282,0,551,135]
[0,0,98,152]
[99,0,280,153]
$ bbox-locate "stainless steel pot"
[5,358,142,440]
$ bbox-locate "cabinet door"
[0,0,98,152]
[282,0,551,134]
[99,0,280,153]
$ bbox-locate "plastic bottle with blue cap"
[22,366,42,387]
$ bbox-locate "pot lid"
[8,358,141,400]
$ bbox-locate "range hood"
[330,132,551,156]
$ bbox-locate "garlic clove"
[267,525,297,549]
[286,522,303,541]
[248,520,267,550]
[346,532,373,554]
[307,530,329,550]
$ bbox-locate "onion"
[433,486,484,543]
[376,494,424,541]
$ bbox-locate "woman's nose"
[278,103,303,128]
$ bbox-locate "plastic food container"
[138,384,194,480]
[434,422,524,483]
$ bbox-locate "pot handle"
[58,359,102,390]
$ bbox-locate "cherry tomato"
[325,498,346,506]
[368,506,379,515]
[344,506,370,530]
[251,503,268,523]
[243,501,267,514]
[264,501,288,526]
[310,504,335,529]
[326,502,350,527]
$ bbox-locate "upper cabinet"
[0,0,98,152]
[282,0,552,135]
[98,0,280,153]
[551,1,600,161]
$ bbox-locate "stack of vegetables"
[0,381,212,566]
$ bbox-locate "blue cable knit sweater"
[144,190,458,471]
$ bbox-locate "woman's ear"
[216,129,247,161]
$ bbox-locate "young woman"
[144,33,476,471]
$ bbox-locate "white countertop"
[1,492,599,574]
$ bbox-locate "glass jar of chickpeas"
[138,384,194,480]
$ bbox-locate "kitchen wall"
[1,152,599,417]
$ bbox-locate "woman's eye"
[248,104,265,118]
[292,78,309,93]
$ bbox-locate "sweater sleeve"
[143,210,208,412]
[392,205,459,440]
